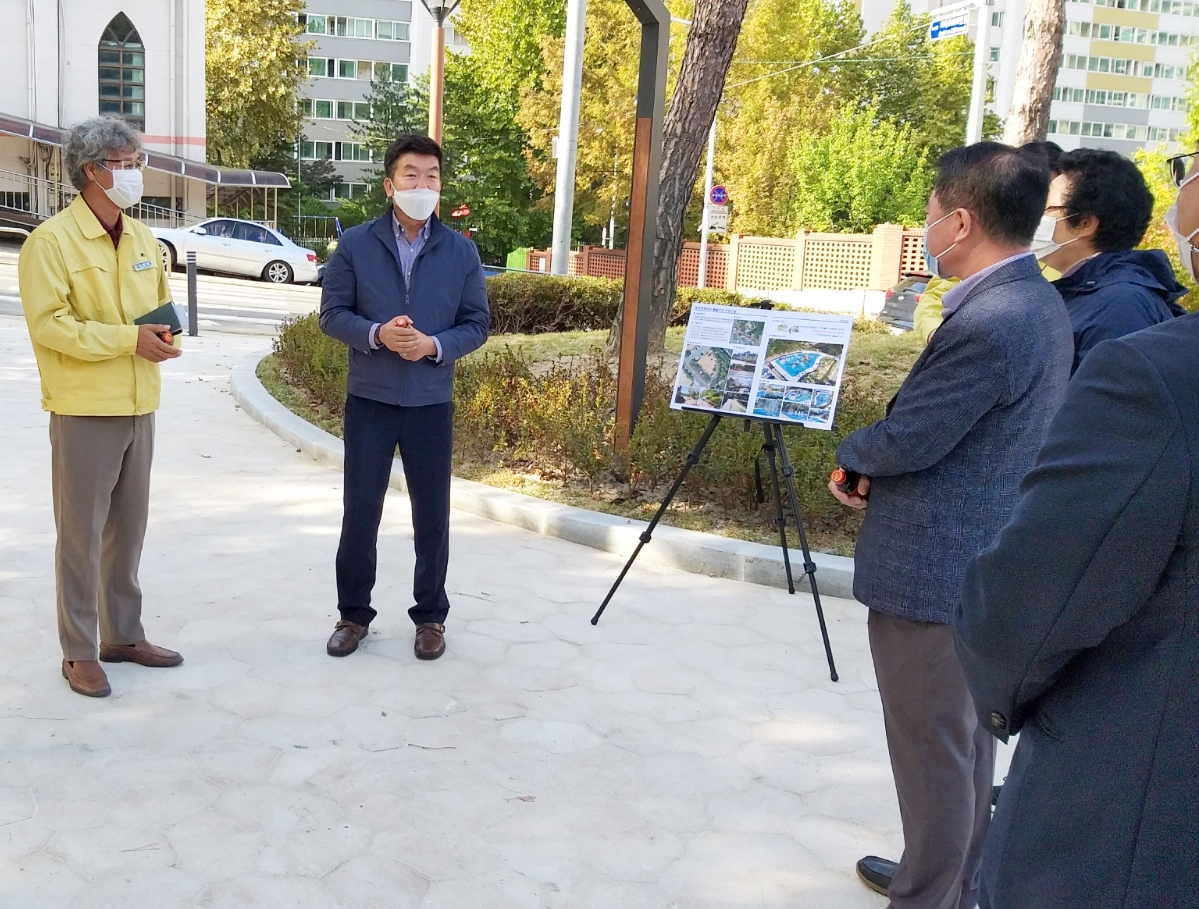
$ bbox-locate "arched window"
[98,13,145,131]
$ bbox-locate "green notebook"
[133,302,184,336]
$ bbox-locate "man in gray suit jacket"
[829,143,1074,909]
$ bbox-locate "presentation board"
[670,304,854,431]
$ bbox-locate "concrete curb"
[229,350,857,598]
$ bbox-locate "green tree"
[842,2,975,162]
[454,0,567,95]
[441,53,552,265]
[717,0,865,235]
[206,0,311,167]
[789,103,932,232]
[518,0,644,245]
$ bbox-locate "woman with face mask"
[1036,148,1186,374]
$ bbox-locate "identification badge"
[133,259,154,271]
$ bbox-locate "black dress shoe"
[856,855,897,897]
[326,620,368,656]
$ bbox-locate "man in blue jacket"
[829,143,1074,909]
[1032,147,1185,373]
[319,135,489,661]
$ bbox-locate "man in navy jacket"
[830,143,1074,909]
[319,135,489,661]
[1034,147,1185,373]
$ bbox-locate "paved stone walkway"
[0,314,915,907]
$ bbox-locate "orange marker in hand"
[831,467,862,494]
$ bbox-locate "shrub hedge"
[486,272,891,335]
[272,301,913,531]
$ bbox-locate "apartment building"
[862,0,1194,153]
[299,1,468,201]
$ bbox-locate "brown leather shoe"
[62,660,111,698]
[414,623,446,660]
[99,639,183,668]
[327,619,368,657]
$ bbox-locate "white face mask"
[922,209,960,278]
[1030,214,1078,260]
[99,166,143,209]
[1165,171,1199,282]
[391,187,440,222]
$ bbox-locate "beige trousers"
[50,413,154,661]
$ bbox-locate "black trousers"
[336,393,453,627]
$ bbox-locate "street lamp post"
[419,0,461,145]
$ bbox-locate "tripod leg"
[592,413,723,625]
[761,423,796,595]
[772,423,839,682]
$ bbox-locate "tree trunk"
[1001,0,1066,146]
[607,0,749,358]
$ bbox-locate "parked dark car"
[879,273,930,332]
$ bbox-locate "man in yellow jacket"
[18,117,183,698]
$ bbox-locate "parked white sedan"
[152,218,320,284]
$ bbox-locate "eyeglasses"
[100,153,147,172]
[1166,152,1197,187]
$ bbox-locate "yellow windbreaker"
[911,262,1063,344]
[18,195,174,415]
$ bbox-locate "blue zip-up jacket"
[1052,249,1186,374]
[319,210,490,406]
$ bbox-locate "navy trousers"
[336,393,453,627]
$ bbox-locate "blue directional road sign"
[709,185,728,206]
[929,12,969,40]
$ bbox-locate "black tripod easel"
[591,412,839,683]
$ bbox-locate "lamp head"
[419,0,461,21]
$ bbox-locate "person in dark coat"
[953,309,1199,909]
[952,140,1199,909]
[1031,147,1185,373]
[829,143,1073,909]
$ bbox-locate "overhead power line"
[723,21,942,90]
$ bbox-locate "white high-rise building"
[861,0,1194,153]
[298,1,469,202]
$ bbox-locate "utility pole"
[966,0,993,143]
[927,0,992,144]
[550,0,587,274]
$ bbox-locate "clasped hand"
[378,316,437,361]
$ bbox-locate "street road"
[0,243,321,335]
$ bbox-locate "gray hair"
[62,117,143,190]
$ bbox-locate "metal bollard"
[186,251,198,337]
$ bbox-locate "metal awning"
[0,113,291,188]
